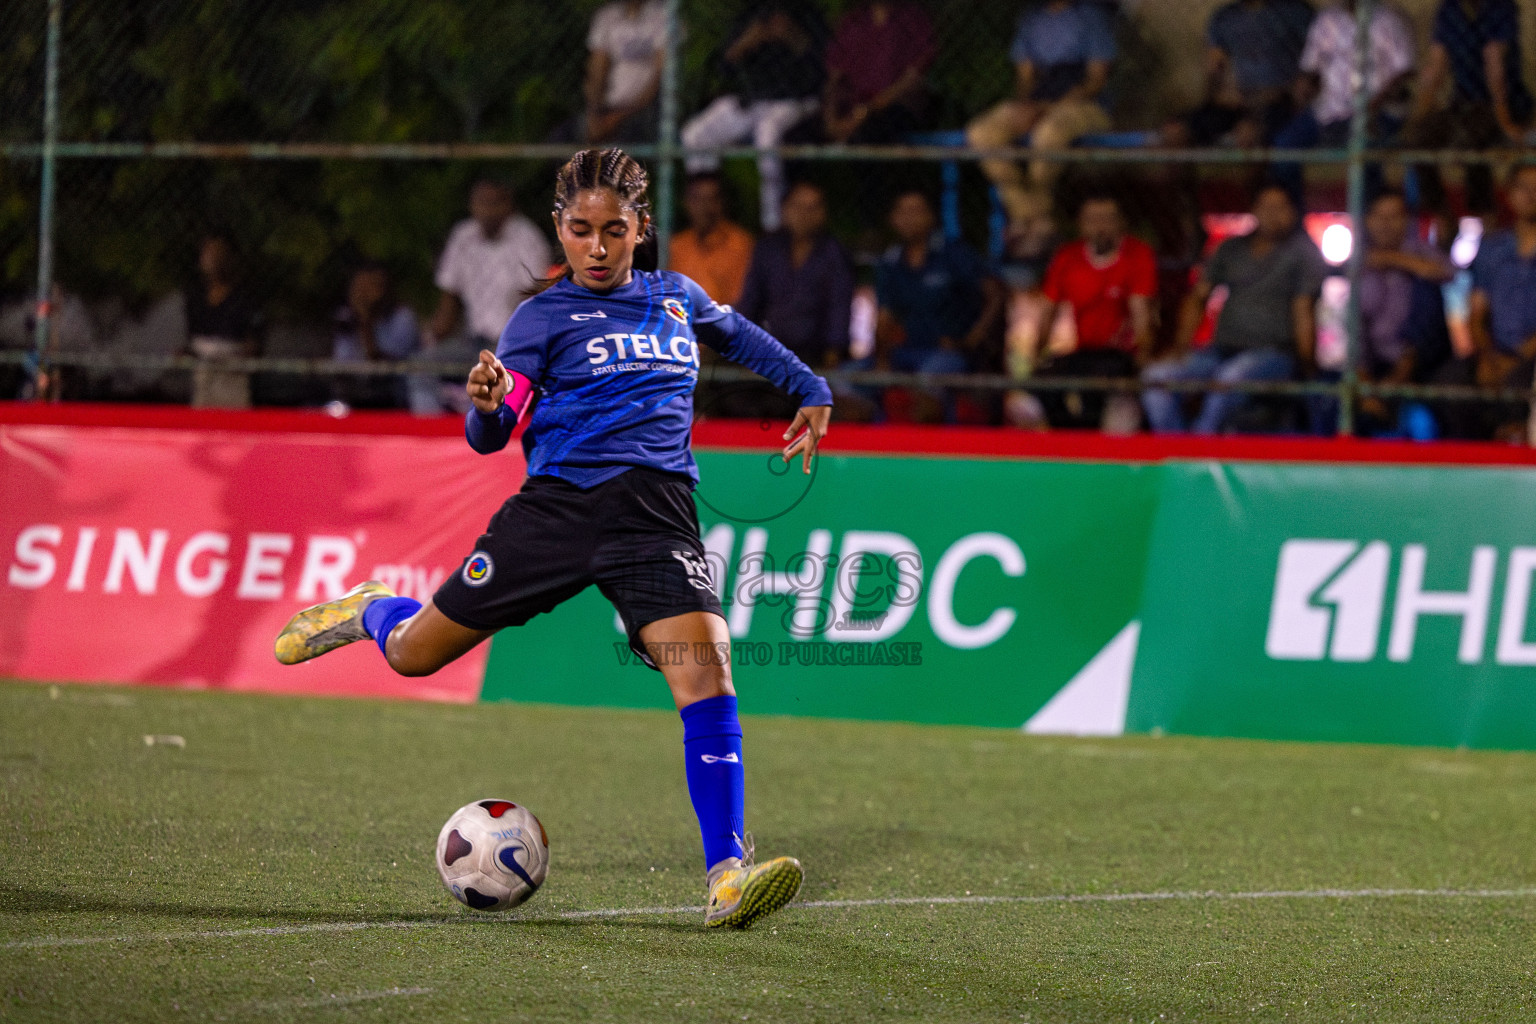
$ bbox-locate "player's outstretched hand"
[467,349,511,413]
[782,404,831,475]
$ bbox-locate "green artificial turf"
[3,678,1535,1023]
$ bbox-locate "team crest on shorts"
[663,298,689,325]
[462,551,494,587]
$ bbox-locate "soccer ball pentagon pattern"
[435,799,549,911]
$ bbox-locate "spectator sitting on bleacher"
[845,191,1004,424]
[1432,164,1536,440]
[1309,189,1454,435]
[965,0,1117,263]
[10,282,97,401]
[1164,0,1315,148]
[668,173,755,306]
[421,180,550,414]
[331,262,420,410]
[1404,0,1533,216]
[1272,0,1416,204]
[681,2,825,231]
[822,1,936,145]
[429,180,550,350]
[736,181,853,370]
[714,181,853,420]
[1030,193,1156,431]
[1142,184,1327,434]
[186,232,264,409]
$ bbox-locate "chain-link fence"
[3,0,1535,440]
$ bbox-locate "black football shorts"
[433,466,724,669]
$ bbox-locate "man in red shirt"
[1033,194,1157,429]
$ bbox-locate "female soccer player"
[274,148,832,929]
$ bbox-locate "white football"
[435,799,549,911]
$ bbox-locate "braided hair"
[545,148,656,285]
[554,148,650,217]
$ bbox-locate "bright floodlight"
[1320,223,1353,265]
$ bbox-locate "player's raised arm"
[681,275,832,473]
[782,403,831,475]
[467,349,510,412]
[464,349,536,455]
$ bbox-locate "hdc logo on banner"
[1126,462,1536,749]
[684,524,1027,650]
[1266,540,1536,666]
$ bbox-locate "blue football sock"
[679,694,746,872]
[361,596,420,658]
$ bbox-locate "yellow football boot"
[274,580,396,665]
[704,837,803,929]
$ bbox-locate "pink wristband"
[504,370,535,423]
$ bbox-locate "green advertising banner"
[480,450,1536,750]
[483,452,1160,729]
[1130,462,1536,749]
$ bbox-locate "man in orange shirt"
[668,174,755,305]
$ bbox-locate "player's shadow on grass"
[0,884,700,933]
[0,882,447,925]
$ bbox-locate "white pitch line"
[245,987,433,1011]
[555,904,697,919]
[795,886,1536,910]
[6,885,1535,950]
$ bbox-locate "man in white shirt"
[583,0,669,143]
[417,181,551,415]
[429,180,553,347]
[1272,0,1416,200]
[1299,1,1415,131]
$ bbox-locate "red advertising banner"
[1,422,519,702]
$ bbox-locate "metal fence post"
[654,0,681,269]
[1339,0,1373,436]
[30,0,63,385]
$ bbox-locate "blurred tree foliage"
[1,0,604,315]
[0,0,1130,318]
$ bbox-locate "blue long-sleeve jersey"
[465,270,833,488]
